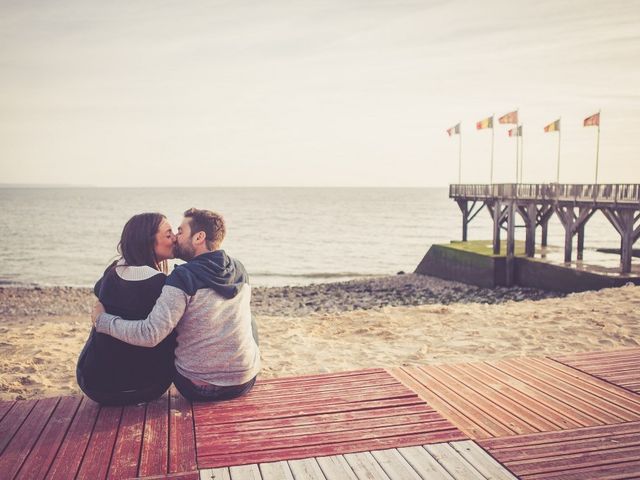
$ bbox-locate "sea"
[0,187,625,287]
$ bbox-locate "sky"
[1,0,639,187]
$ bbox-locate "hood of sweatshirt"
[165,250,248,298]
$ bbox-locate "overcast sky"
[1,0,639,187]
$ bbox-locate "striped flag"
[508,126,522,137]
[447,123,461,136]
[499,110,518,124]
[544,119,560,132]
[584,112,600,127]
[476,116,493,130]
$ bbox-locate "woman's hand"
[91,301,106,326]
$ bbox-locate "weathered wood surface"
[479,421,640,479]
[0,387,196,480]
[194,369,465,469]
[390,356,640,439]
[552,347,640,393]
[199,441,516,479]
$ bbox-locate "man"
[92,208,260,402]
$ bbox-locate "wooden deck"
[1,348,639,479]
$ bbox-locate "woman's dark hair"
[117,213,168,273]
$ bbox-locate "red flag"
[447,123,460,136]
[499,110,518,124]
[584,112,600,127]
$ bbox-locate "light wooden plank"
[424,443,486,479]
[396,446,454,480]
[229,463,262,480]
[449,440,518,480]
[343,451,391,479]
[287,458,327,479]
[258,461,294,480]
[316,455,358,479]
[200,467,231,480]
[370,449,422,480]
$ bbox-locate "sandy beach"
[1,274,638,401]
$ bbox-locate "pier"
[450,183,640,282]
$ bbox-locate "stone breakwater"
[0,273,564,318]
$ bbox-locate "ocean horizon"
[0,186,625,288]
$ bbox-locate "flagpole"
[490,115,495,184]
[520,128,524,183]
[556,117,561,183]
[594,110,601,184]
[458,125,462,184]
[515,125,519,183]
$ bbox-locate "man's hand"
[91,301,106,326]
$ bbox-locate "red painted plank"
[0,400,37,455]
[480,421,640,450]
[193,384,416,415]
[138,393,169,478]
[511,445,640,476]
[197,420,460,458]
[195,396,425,425]
[0,401,15,424]
[250,368,387,386]
[462,362,580,430]
[199,429,466,468]
[489,361,620,424]
[0,397,58,479]
[107,403,146,479]
[14,396,81,480]
[489,432,640,462]
[416,365,517,437]
[521,460,640,480]
[438,363,554,433]
[201,405,441,435]
[137,471,200,480]
[197,413,451,445]
[75,405,123,479]
[529,358,640,417]
[389,367,491,439]
[45,397,101,480]
[168,387,196,474]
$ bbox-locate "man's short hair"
[183,208,226,250]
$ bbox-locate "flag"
[544,119,560,132]
[476,116,493,129]
[508,126,522,137]
[447,123,460,136]
[584,112,600,127]
[499,110,518,124]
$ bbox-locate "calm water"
[0,187,624,287]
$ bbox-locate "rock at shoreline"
[0,274,564,318]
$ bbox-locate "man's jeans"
[173,371,257,402]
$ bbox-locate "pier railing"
[449,183,640,204]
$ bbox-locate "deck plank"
[169,386,197,474]
[107,402,146,479]
[257,461,294,480]
[138,392,170,478]
[287,458,326,479]
[0,399,37,455]
[229,464,262,480]
[479,422,640,479]
[14,396,81,480]
[396,446,454,480]
[0,397,58,479]
[424,443,486,479]
[370,449,422,480]
[343,451,391,479]
[45,396,101,480]
[199,467,231,480]
[315,455,358,479]
[75,404,123,479]
[449,440,518,480]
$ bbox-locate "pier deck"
[1,349,639,479]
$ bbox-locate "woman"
[77,212,177,405]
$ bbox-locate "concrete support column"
[493,200,501,255]
[506,201,516,286]
[577,225,585,261]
